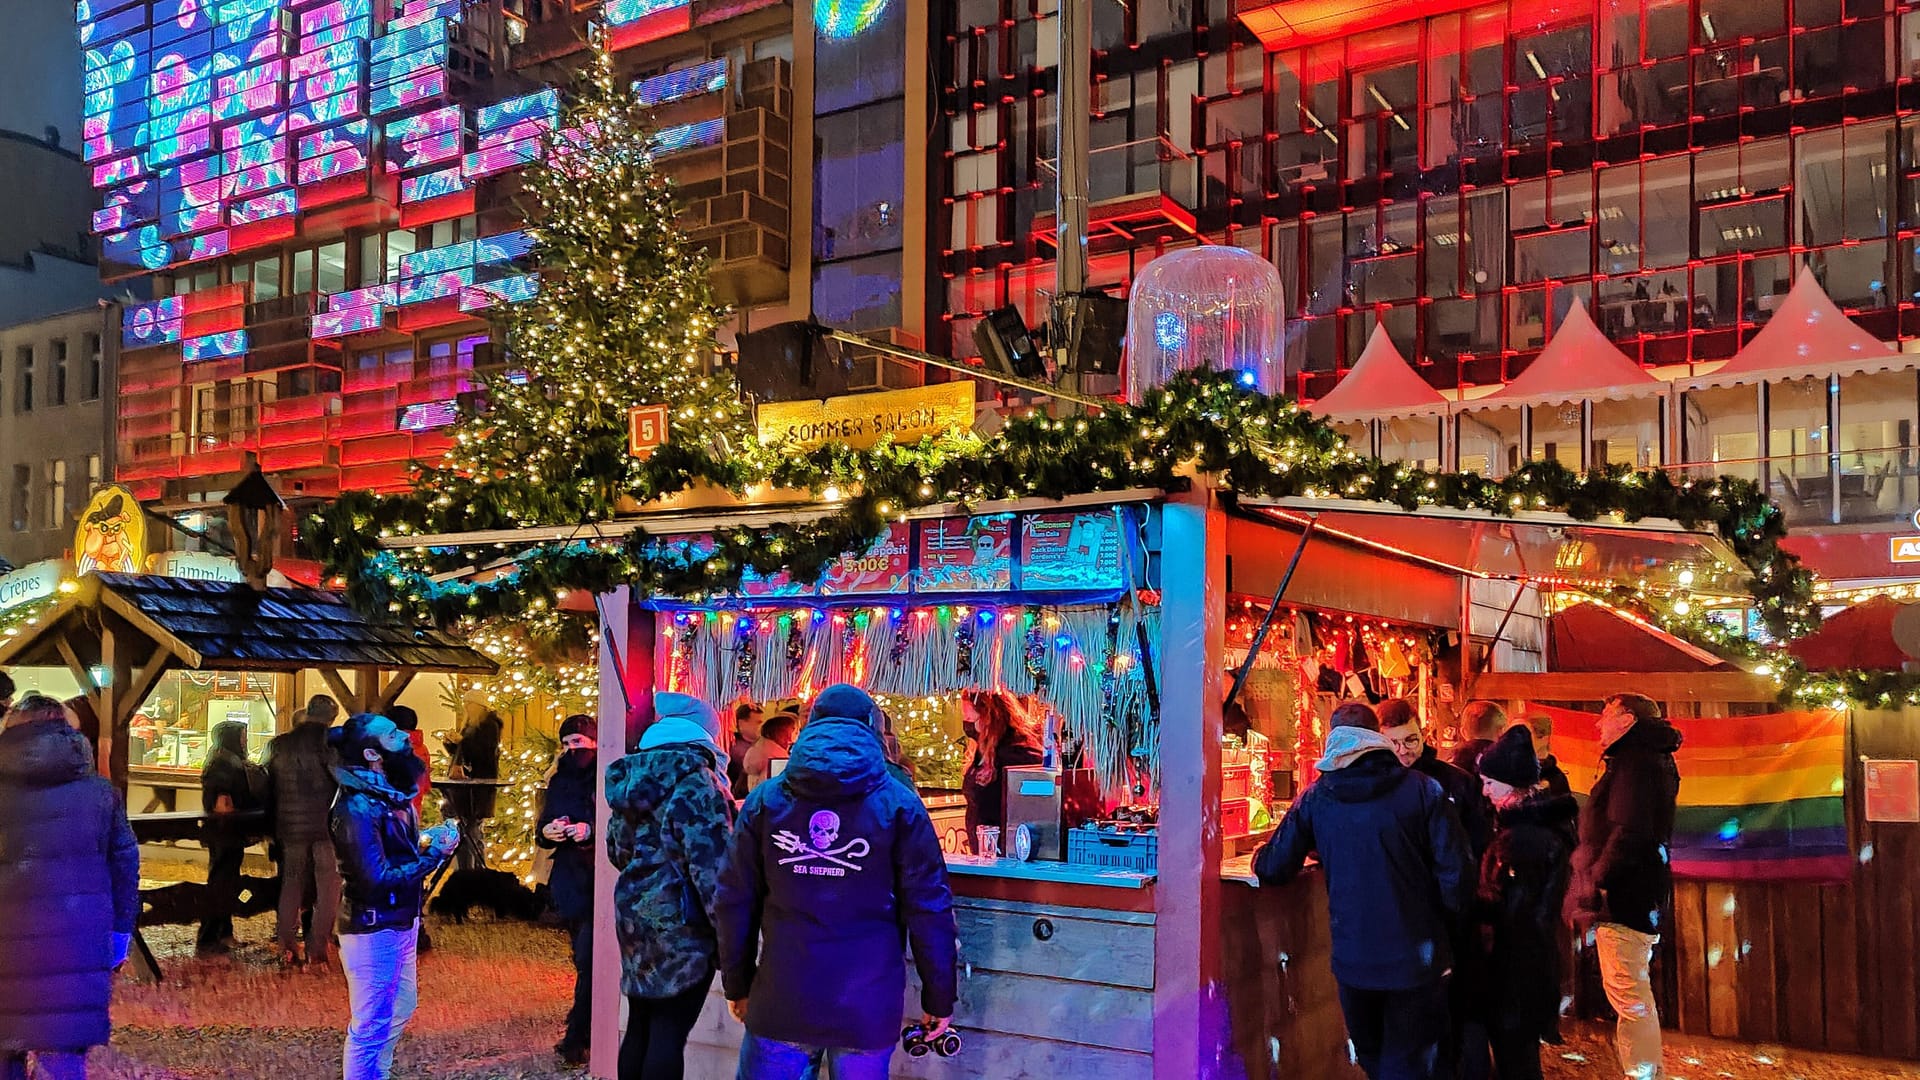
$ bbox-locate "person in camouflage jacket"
[605,692,736,1080]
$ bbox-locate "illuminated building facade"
[934,0,1920,585]
[80,0,920,514]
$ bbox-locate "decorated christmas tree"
[422,40,759,530]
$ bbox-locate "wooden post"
[590,588,657,1080]
[1153,483,1228,1079]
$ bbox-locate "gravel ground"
[83,907,1920,1079]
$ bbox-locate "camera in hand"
[901,1023,961,1058]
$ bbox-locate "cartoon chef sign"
[73,487,145,577]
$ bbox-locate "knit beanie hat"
[559,713,598,743]
[1478,726,1541,788]
[809,683,879,729]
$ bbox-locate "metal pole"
[1223,517,1318,713]
[1054,0,1092,402]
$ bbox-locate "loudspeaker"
[736,321,841,401]
[972,305,1045,380]
[1059,291,1128,375]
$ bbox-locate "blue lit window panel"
[396,266,474,305]
[391,128,463,171]
[399,165,467,203]
[651,118,725,155]
[180,229,231,262]
[399,240,474,278]
[312,304,385,339]
[475,89,559,134]
[150,103,213,143]
[290,38,365,80]
[812,99,904,262]
[396,399,459,431]
[227,160,290,197]
[298,117,370,159]
[122,296,185,347]
[460,272,540,311]
[604,0,690,25]
[93,154,145,187]
[812,251,903,332]
[812,0,904,114]
[474,230,534,264]
[290,64,362,108]
[183,330,249,362]
[148,127,214,166]
[461,138,540,179]
[80,6,149,49]
[287,86,364,131]
[230,188,299,224]
[369,69,447,115]
[370,18,450,64]
[327,283,398,311]
[297,146,365,184]
[634,59,728,106]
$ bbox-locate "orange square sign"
[1891,536,1920,563]
[1865,759,1920,823]
[628,404,670,459]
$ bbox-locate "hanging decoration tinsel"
[889,616,912,665]
[1024,614,1050,693]
[955,617,976,681]
[784,613,808,673]
[733,617,756,694]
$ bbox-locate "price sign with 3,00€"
[628,404,670,460]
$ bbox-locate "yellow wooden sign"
[73,486,146,577]
[756,382,976,450]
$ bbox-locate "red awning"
[1470,299,1661,409]
[1686,266,1901,390]
[1787,595,1916,672]
[1548,601,1735,673]
[1308,321,1447,420]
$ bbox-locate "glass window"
[249,255,280,301]
[1425,199,1463,298]
[51,339,67,407]
[1646,0,1691,59]
[1593,397,1663,467]
[1768,376,1833,508]
[813,100,906,263]
[1838,369,1914,523]
[15,346,31,412]
[316,241,347,296]
[813,251,904,332]
[129,671,284,771]
[1530,403,1584,468]
[386,229,417,282]
[83,333,102,401]
[1797,122,1893,246]
[1681,384,1762,481]
[356,234,382,288]
[85,453,101,491]
[9,465,28,531]
[1458,406,1524,477]
[43,460,65,531]
[1426,296,1501,356]
[1380,416,1444,469]
[290,248,315,295]
[813,0,907,114]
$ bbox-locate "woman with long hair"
[957,689,1044,854]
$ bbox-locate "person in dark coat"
[728,702,765,801]
[1473,727,1578,1080]
[264,695,342,968]
[0,695,140,1079]
[958,688,1043,852]
[717,683,957,1080]
[1376,698,1491,1080]
[443,710,504,871]
[539,714,599,1065]
[1520,712,1573,799]
[1450,700,1507,777]
[329,714,458,1080]
[197,719,265,956]
[1255,702,1474,1080]
[1567,693,1681,1080]
[386,705,432,814]
[605,693,735,1080]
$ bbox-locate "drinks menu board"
[1020,511,1123,591]
[915,514,1014,593]
[819,521,912,596]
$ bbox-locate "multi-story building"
[932,0,1920,592]
[82,0,940,521]
[0,304,119,568]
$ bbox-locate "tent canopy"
[1787,594,1915,672]
[1687,266,1901,390]
[1308,321,1448,420]
[1548,600,1735,673]
[1471,299,1661,409]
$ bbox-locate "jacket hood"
[0,718,93,788]
[331,764,412,805]
[1496,788,1579,830]
[1315,745,1408,803]
[1318,726,1398,772]
[608,744,721,816]
[781,715,889,802]
[810,683,879,729]
[1605,717,1684,758]
[646,692,729,773]
[211,719,250,759]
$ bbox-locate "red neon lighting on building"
[606,8,693,52]
[1236,0,1485,51]
[398,188,478,229]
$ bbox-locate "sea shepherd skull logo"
[774,810,871,876]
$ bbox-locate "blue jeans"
[340,920,419,1080]
[736,1034,893,1080]
[1,1053,87,1080]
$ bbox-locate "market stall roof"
[1685,266,1902,391]
[1236,496,1750,595]
[1787,594,1916,672]
[1467,299,1662,409]
[1307,322,1448,420]
[1548,600,1735,672]
[0,572,496,674]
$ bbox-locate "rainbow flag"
[1535,705,1852,884]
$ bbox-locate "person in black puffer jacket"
[265,695,342,967]
[1567,693,1681,1080]
[718,683,957,1080]
[443,710,504,871]
[1473,727,1579,1080]
[198,719,266,956]
[538,714,599,1065]
[329,714,457,1080]
[0,695,140,1078]
[1256,702,1474,1080]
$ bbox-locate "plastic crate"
[1222,762,1251,801]
[1066,825,1159,875]
[1221,797,1252,837]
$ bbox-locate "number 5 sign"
[628,404,670,459]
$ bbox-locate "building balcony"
[512,0,791,70]
[661,59,794,308]
[1029,138,1200,255]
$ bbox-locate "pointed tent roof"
[1686,266,1901,390]
[1468,299,1661,409]
[1308,321,1448,419]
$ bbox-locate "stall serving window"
[128,670,291,772]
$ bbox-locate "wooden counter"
[1220,869,1363,1080]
